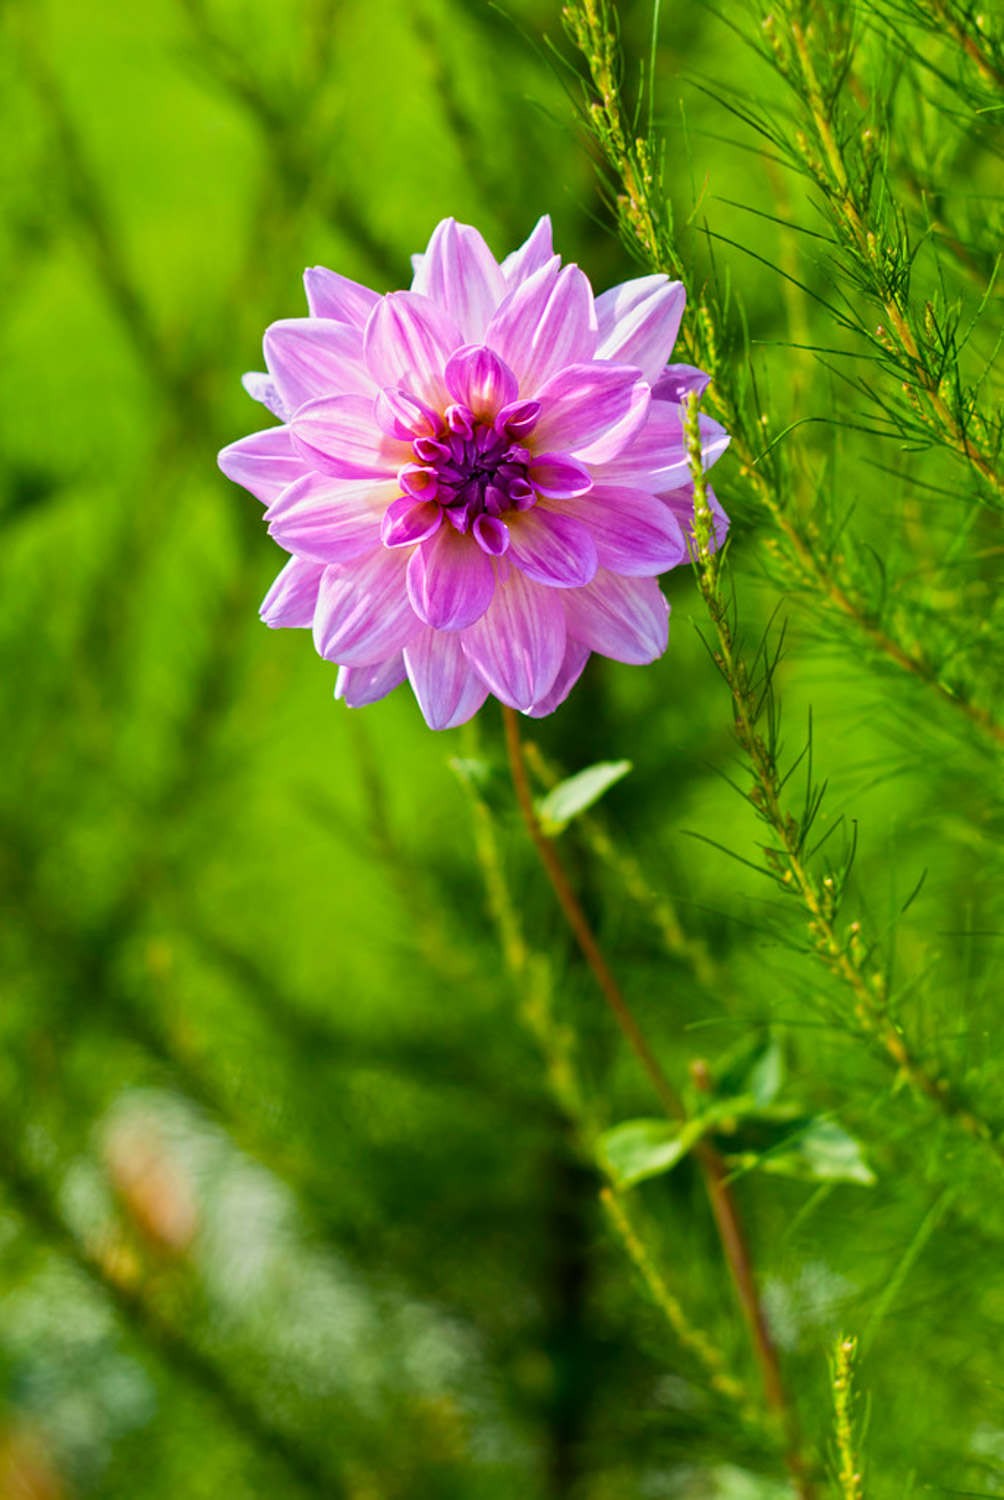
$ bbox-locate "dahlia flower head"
[219,217,729,729]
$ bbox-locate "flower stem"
[501,705,813,1499]
[502,705,682,1120]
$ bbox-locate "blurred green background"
[1,1,1001,1497]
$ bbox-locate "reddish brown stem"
[501,706,813,1498]
[690,1064,809,1496]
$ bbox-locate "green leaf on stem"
[600,1116,705,1188]
[728,1117,876,1186]
[712,1033,785,1110]
[535,760,632,836]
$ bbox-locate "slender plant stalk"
[522,739,724,992]
[459,752,762,1426]
[684,394,1004,1167]
[918,0,1004,89]
[502,705,814,1499]
[831,1334,865,1500]
[599,1187,754,1414]
[783,15,1002,498]
[503,706,683,1120]
[562,0,1004,751]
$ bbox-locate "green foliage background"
[0,0,1001,1496]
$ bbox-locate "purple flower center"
[379,393,575,557]
[400,401,541,537]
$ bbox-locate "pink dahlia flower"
[219,217,729,729]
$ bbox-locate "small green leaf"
[599,1116,704,1188]
[712,1032,784,1110]
[745,1036,784,1108]
[745,1118,876,1186]
[536,760,632,835]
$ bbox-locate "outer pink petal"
[335,654,407,706]
[485,260,598,395]
[406,526,496,631]
[507,508,598,588]
[290,394,408,479]
[461,568,566,710]
[312,552,419,667]
[591,404,729,490]
[218,427,308,505]
[260,557,325,628]
[363,291,462,407]
[403,626,490,730]
[651,364,710,404]
[524,639,591,718]
[500,215,555,288]
[659,482,730,551]
[594,276,686,383]
[411,219,506,343]
[546,486,687,576]
[242,371,288,421]
[531,363,651,464]
[562,570,669,664]
[303,267,381,327]
[264,319,374,411]
[265,472,396,563]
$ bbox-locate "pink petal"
[375,387,442,440]
[500,216,555,287]
[242,371,288,421]
[473,514,509,556]
[591,404,729,490]
[398,464,439,501]
[411,219,506,343]
[444,345,519,418]
[364,291,462,407]
[507,508,597,587]
[335,654,407,706]
[659,482,730,551]
[265,472,395,563]
[531,363,651,464]
[485,260,598,395]
[562,570,669,664]
[406,526,496,631]
[528,453,593,499]
[594,276,686,383]
[461,568,566,710]
[547,485,687,576]
[495,400,541,439]
[218,427,308,505]
[524,639,591,718]
[381,497,443,548]
[260,557,325,628]
[651,364,710,404]
[303,266,381,327]
[264,319,374,412]
[404,626,490,730]
[291,394,408,479]
[313,551,419,667]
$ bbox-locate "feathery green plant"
[565,0,1004,751]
